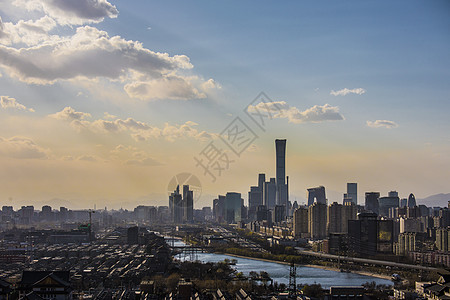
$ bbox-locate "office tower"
[407,193,416,208]
[264,178,277,209]
[348,212,394,256]
[256,205,268,222]
[183,185,194,223]
[365,192,380,215]
[347,183,357,205]
[248,186,263,210]
[214,195,226,223]
[307,186,327,206]
[342,201,357,233]
[258,173,265,194]
[273,205,286,223]
[275,139,288,214]
[400,198,407,207]
[348,212,378,256]
[308,202,327,239]
[225,192,242,224]
[327,202,342,235]
[379,191,400,217]
[169,185,183,223]
[293,207,309,238]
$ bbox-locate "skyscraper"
[307,186,326,206]
[347,183,357,205]
[225,192,242,224]
[293,207,309,238]
[308,202,327,239]
[365,192,380,215]
[407,193,416,208]
[275,139,288,215]
[169,185,183,223]
[264,178,277,209]
[379,191,399,217]
[183,185,194,223]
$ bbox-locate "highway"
[295,248,439,272]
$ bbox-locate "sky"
[0,0,449,210]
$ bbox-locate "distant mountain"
[418,193,450,207]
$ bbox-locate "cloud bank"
[247,101,345,124]
[0,3,219,101]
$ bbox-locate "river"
[169,239,392,288]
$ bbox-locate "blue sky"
[0,0,449,209]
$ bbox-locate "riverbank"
[223,252,392,281]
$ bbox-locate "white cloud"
[49,107,216,142]
[49,106,91,121]
[0,26,192,84]
[0,95,35,112]
[330,88,366,96]
[0,136,48,159]
[13,0,119,25]
[247,101,344,124]
[0,25,215,101]
[124,75,205,101]
[366,120,398,129]
[0,16,57,46]
[201,78,222,91]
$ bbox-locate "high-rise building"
[407,193,416,208]
[365,192,380,215]
[348,212,394,256]
[256,205,269,222]
[182,185,194,223]
[307,186,326,206]
[275,139,288,215]
[169,185,183,223]
[436,228,450,252]
[327,202,343,235]
[225,192,242,224]
[273,205,286,223]
[293,207,308,238]
[347,183,357,205]
[308,202,327,239]
[213,195,226,223]
[348,212,378,256]
[248,186,263,210]
[400,198,407,207]
[342,201,357,233]
[258,173,265,194]
[264,178,277,209]
[379,191,400,217]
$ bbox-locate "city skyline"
[0,1,449,209]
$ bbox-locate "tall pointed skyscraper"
[275,139,288,215]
